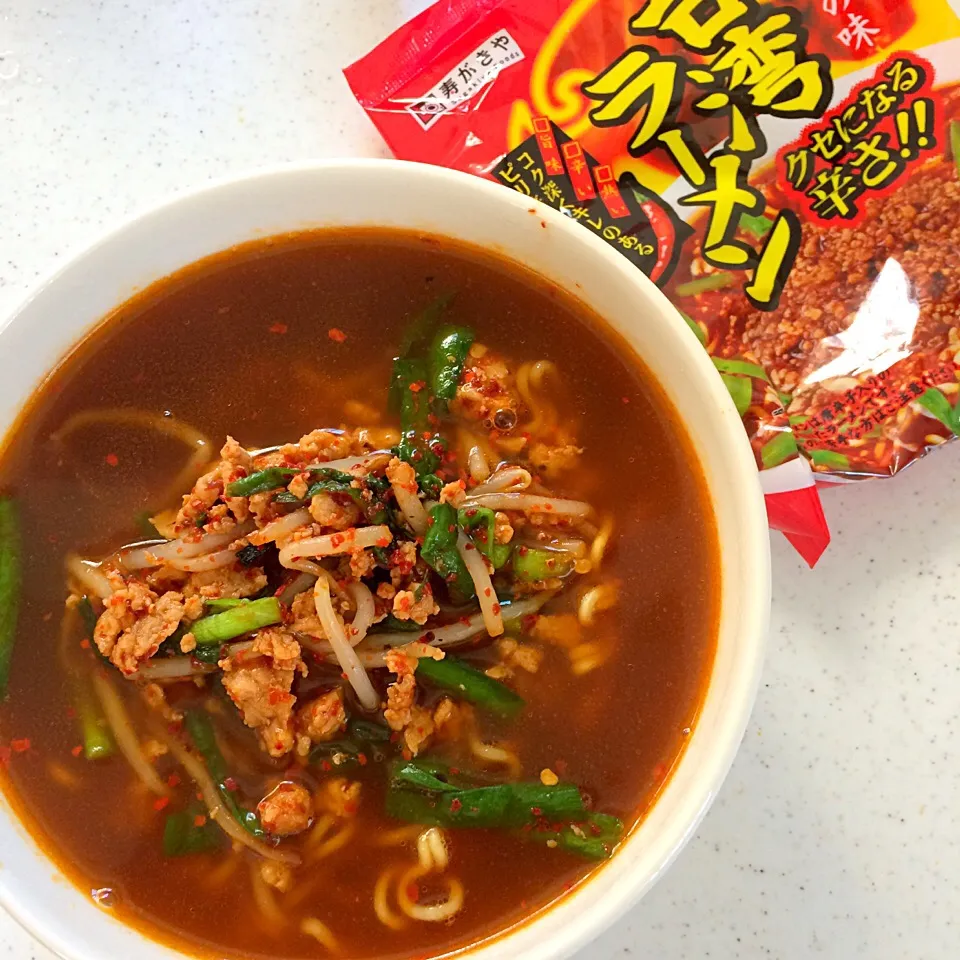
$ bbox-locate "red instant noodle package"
[346,0,960,565]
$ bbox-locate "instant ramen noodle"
[346,0,960,566]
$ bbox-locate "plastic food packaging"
[346,0,960,566]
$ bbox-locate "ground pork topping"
[182,565,267,600]
[220,628,304,757]
[309,491,361,529]
[176,436,252,531]
[93,576,185,675]
[257,781,314,837]
[295,689,347,756]
[451,346,523,428]
[391,581,439,625]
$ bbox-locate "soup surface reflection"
[0,229,718,960]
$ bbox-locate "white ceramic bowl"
[0,160,770,960]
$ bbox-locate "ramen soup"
[0,229,718,960]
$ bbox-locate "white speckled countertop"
[1,2,958,958]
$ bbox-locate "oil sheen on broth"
[0,229,718,960]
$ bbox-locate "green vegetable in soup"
[185,712,263,838]
[387,761,586,828]
[429,326,474,410]
[525,812,624,861]
[512,546,573,583]
[457,505,512,569]
[421,503,475,603]
[416,653,525,718]
[394,357,443,476]
[76,682,115,760]
[309,717,392,769]
[190,597,283,647]
[163,804,223,857]
[0,497,21,699]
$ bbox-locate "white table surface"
[1,2,958,958]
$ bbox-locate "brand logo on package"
[405,31,525,131]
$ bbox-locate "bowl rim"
[0,157,771,960]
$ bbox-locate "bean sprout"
[278,526,392,566]
[456,532,503,637]
[464,492,592,518]
[313,576,379,711]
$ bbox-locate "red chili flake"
[328,327,347,343]
[406,883,420,903]
[376,536,390,547]
[464,542,475,551]
[449,798,462,813]
[357,753,368,767]
[10,738,31,753]
[426,413,440,426]
[447,524,456,533]
[268,322,288,335]
[589,822,603,835]
[653,762,668,781]
[70,745,83,758]
[79,638,91,650]
[153,796,170,812]
[194,814,207,828]
[104,453,119,467]
[483,587,491,598]
[544,503,554,511]
[196,792,204,802]
[531,806,542,817]
[401,747,413,762]
[517,546,529,557]
[268,689,285,706]
[331,533,345,548]
[622,396,630,404]
[562,881,574,892]
[492,603,501,615]
[65,707,77,720]
[47,534,59,545]
[223,777,238,792]
[458,616,471,626]
[167,774,181,788]
[554,758,568,775]
[409,381,426,393]
[321,760,332,772]
[421,430,432,441]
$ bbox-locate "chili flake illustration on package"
[581,0,834,310]
[776,53,940,225]
[494,118,690,284]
